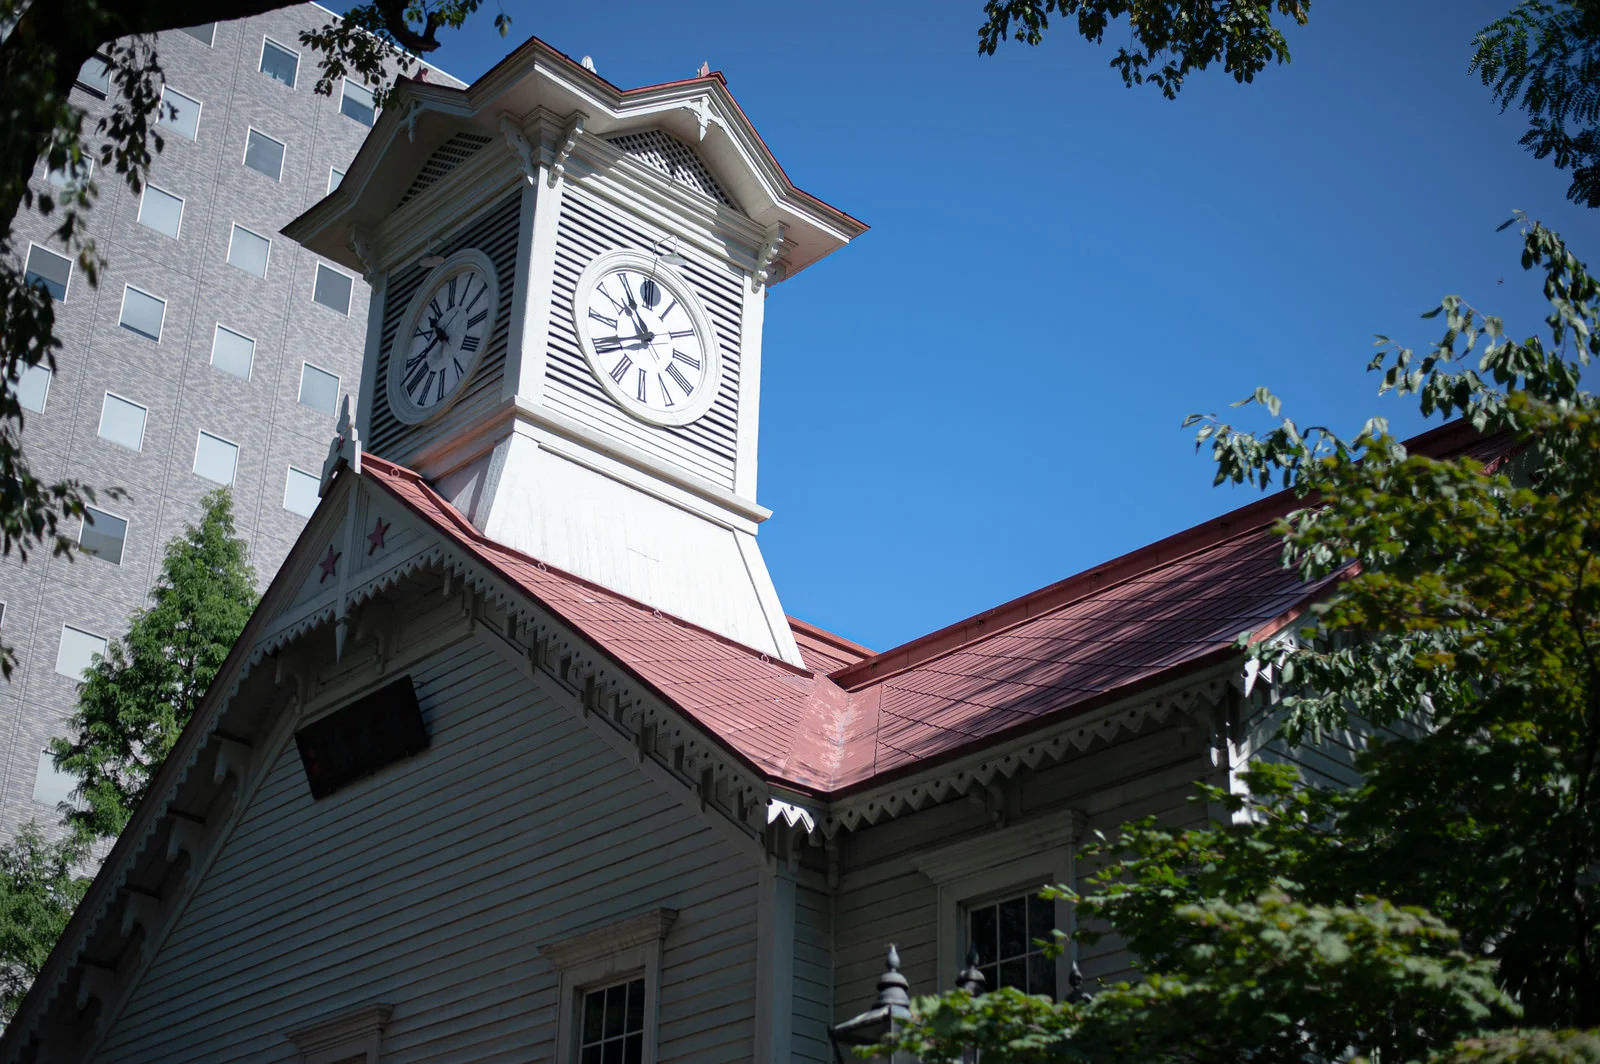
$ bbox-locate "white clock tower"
[284,39,864,666]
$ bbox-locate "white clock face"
[388,250,499,424]
[574,252,720,427]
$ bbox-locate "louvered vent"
[606,130,734,207]
[399,132,495,205]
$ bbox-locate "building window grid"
[244,127,286,181]
[159,86,202,140]
[193,430,239,486]
[339,78,376,127]
[24,244,72,302]
[299,362,340,416]
[328,167,345,194]
[578,976,646,1064]
[98,392,148,451]
[211,324,255,381]
[313,263,353,315]
[75,55,110,98]
[118,286,166,341]
[179,23,215,46]
[260,37,299,88]
[227,224,271,278]
[283,466,321,517]
[78,505,128,565]
[14,365,49,413]
[137,184,184,238]
[55,624,106,680]
[967,890,1058,998]
[45,156,93,190]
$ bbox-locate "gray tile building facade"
[0,5,460,840]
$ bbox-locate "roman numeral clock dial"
[573,250,721,427]
[386,249,501,426]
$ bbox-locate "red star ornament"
[318,543,341,584]
[367,516,390,555]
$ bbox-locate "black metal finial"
[956,947,987,995]
[877,945,911,1010]
[1064,960,1094,1004]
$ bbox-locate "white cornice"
[912,812,1085,885]
[540,908,677,971]
[286,1002,393,1055]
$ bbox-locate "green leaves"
[0,823,85,1023]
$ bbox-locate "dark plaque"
[294,675,428,799]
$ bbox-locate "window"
[46,155,92,190]
[313,264,353,315]
[98,393,147,451]
[545,910,673,1064]
[193,431,238,485]
[283,466,321,517]
[287,1004,391,1064]
[299,363,340,416]
[967,891,1057,996]
[227,224,270,277]
[119,286,166,341]
[328,167,345,194]
[339,79,376,126]
[79,506,127,565]
[260,38,299,88]
[75,55,110,98]
[55,624,106,679]
[179,23,215,46]
[159,86,201,140]
[211,325,255,380]
[24,244,71,302]
[33,750,76,807]
[244,128,285,181]
[137,184,184,238]
[13,364,50,413]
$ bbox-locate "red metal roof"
[358,418,1507,796]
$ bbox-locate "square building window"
[340,79,376,126]
[299,363,340,416]
[46,155,92,191]
[211,325,254,380]
[260,38,298,88]
[79,506,127,564]
[119,286,166,341]
[55,624,106,680]
[137,184,184,238]
[33,749,76,808]
[75,55,110,98]
[159,86,201,140]
[284,466,321,517]
[98,392,147,451]
[313,264,353,314]
[13,364,50,413]
[194,430,238,485]
[328,167,345,194]
[244,128,285,181]
[227,224,270,277]
[25,245,72,302]
[180,23,214,46]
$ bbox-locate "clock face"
[388,250,500,424]
[573,252,721,427]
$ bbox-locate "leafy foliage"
[49,489,257,845]
[882,219,1600,1058]
[302,0,511,109]
[976,0,1310,97]
[0,824,86,1024]
[1473,1,1600,207]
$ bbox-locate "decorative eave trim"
[286,1002,393,1055]
[540,908,677,971]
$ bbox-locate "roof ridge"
[787,615,874,660]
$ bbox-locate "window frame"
[243,126,287,181]
[118,285,167,342]
[158,85,202,141]
[328,167,345,194]
[210,323,256,381]
[179,22,215,46]
[97,391,148,452]
[24,243,72,302]
[259,36,300,89]
[286,1002,391,1064]
[136,183,185,239]
[45,155,93,191]
[283,465,322,517]
[78,503,129,566]
[543,909,675,1064]
[913,812,1083,1001]
[298,361,341,416]
[227,223,272,278]
[54,624,107,680]
[32,748,77,808]
[339,77,377,126]
[13,363,50,413]
[312,262,355,315]
[74,54,111,98]
[193,429,240,486]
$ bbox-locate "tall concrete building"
[0,5,460,839]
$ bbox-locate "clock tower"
[284,39,864,667]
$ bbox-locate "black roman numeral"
[467,310,487,328]
[436,371,447,402]
[666,363,693,394]
[404,360,429,396]
[448,276,457,307]
[463,277,484,312]
[429,298,442,319]
[668,329,695,340]
[657,373,675,406]
[594,335,624,354]
[589,309,618,327]
[453,357,465,377]
[636,368,647,402]
[597,283,624,312]
[460,335,480,353]
[672,349,701,370]
[609,355,633,383]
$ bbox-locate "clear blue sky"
[406,0,1596,651]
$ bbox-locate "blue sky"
[411,0,1597,651]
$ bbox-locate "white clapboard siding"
[368,191,522,463]
[544,185,742,490]
[793,881,834,1063]
[833,869,939,1019]
[94,637,758,1064]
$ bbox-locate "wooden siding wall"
[793,880,834,1064]
[544,185,743,490]
[831,723,1215,1016]
[93,637,759,1063]
[368,191,521,462]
